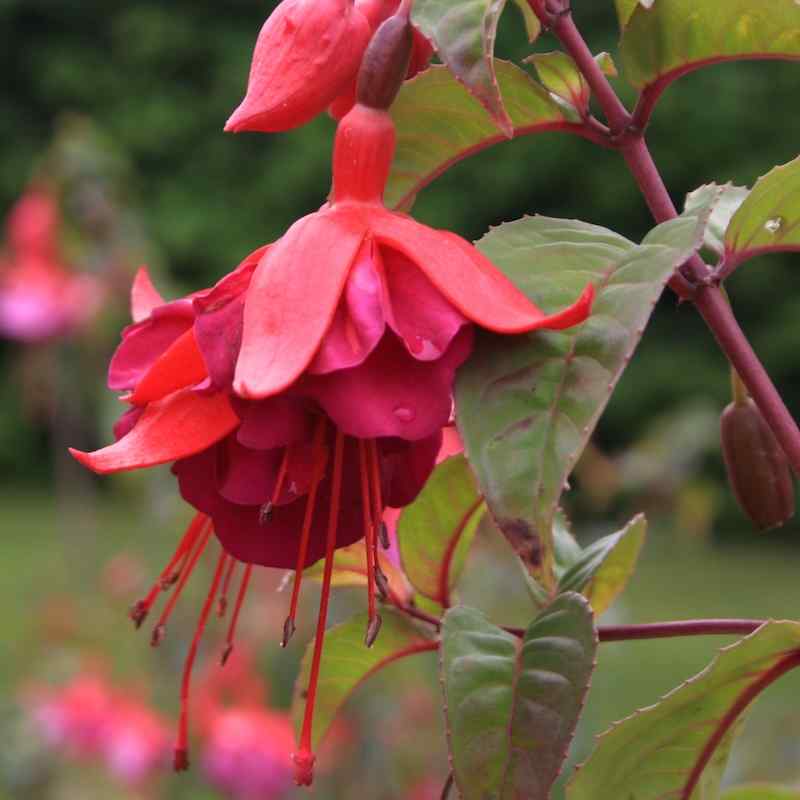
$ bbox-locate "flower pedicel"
[71,4,594,786]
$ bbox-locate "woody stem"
[529,0,800,473]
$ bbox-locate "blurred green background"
[1,1,799,798]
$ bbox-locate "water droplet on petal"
[393,405,416,423]
[764,216,784,234]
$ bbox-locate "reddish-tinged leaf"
[302,541,412,605]
[398,455,484,606]
[387,63,576,211]
[412,0,514,137]
[620,1,800,104]
[130,267,164,323]
[725,157,800,269]
[234,212,366,399]
[129,328,208,406]
[291,609,436,750]
[371,209,594,334]
[70,389,238,474]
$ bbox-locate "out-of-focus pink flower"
[26,671,170,787]
[202,706,295,800]
[0,188,103,342]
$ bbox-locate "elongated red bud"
[225,0,371,133]
[356,4,413,111]
[720,399,795,531]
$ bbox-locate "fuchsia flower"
[197,649,295,799]
[27,671,170,787]
[0,188,102,342]
[225,0,433,132]
[71,5,594,787]
[201,708,295,799]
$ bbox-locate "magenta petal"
[192,247,266,392]
[108,300,194,391]
[217,436,282,505]
[379,432,442,507]
[382,245,467,361]
[309,239,387,374]
[176,438,366,569]
[235,396,313,451]
[303,327,474,441]
[112,407,143,441]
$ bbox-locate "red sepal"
[234,213,367,399]
[129,328,208,406]
[131,267,165,323]
[370,210,595,332]
[70,389,238,474]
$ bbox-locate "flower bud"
[225,0,371,133]
[720,398,795,530]
[356,5,413,110]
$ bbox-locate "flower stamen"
[221,563,253,666]
[282,418,328,648]
[217,558,238,618]
[150,519,213,647]
[173,548,228,772]
[292,428,344,787]
[358,438,378,644]
[260,447,291,525]
[129,512,208,629]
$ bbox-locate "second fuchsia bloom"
[0,188,102,342]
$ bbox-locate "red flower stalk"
[72,9,594,785]
[225,0,433,133]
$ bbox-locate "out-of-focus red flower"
[0,188,103,342]
[225,0,433,132]
[71,7,593,786]
[26,671,170,787]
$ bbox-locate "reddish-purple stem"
[681,649,800,799]
[597,619,763,642]
[529,2,800,473]
[437,498,484,608]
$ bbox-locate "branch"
[597,619,764,642]
[535,3,800,473]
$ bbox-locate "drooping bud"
[720,398,795,531]
[225,0,372,133]
[356,3,413,111]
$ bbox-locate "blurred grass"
[3,484,799,796]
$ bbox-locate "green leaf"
[725,157,800,268]
[525,51,589,117]
[620,1,800,92]
[512,0,541,42]
[722,786,800,800]
[558,514,646,615]
[455,208,709,587]
[441,595,597,800]
[412,0,514,136]
[594,51,618,78]
[567,621,800,800]
[301,543,410,601]
[614,0,655,29]
[291,609,434,750]
[387,62,567,209]
[519,510,583,609]
[398,455,485,606]
[685,182,749,257]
